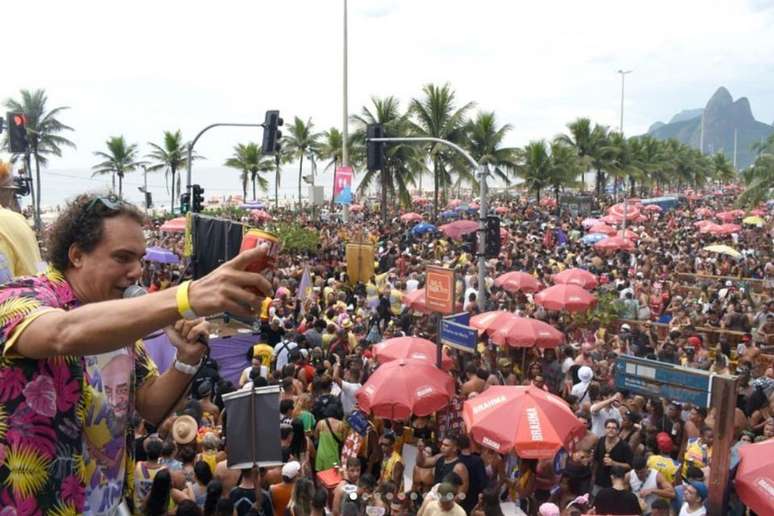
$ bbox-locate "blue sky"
[2,0,773,204]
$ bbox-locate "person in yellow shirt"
[0,206,42,282]
[647,432,680,484]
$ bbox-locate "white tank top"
[629,468,658,512]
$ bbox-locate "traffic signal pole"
[367,136,489,311]
[185,122,265,207]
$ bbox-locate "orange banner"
[425,265,456,314]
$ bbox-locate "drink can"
[240,229,280,273]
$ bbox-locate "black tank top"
[434,456,461,484]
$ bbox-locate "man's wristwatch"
[173,355,203,375]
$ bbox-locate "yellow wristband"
[176,280,198,320]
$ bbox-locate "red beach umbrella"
[534,284,596,312]
[373,337,453,370]
[553,268,598,290]
[356,359,454,420]
[494,271,542,294]
[463,386,584,458]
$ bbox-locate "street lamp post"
[341,0,350,223]
[617,69,632,230]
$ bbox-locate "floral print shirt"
[0,269,158,515]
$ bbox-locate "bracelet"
[176,280,198,320]
[173,356,202,375]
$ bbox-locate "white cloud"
[1,0,772,175]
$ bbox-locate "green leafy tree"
[146,130,199,213]
[4,89,75,222]
[711,152,736,185]
[409,83,474,220]
[546,141,582,205]
[283,117,321,211]
[352,96,421,222]
[92,136,142,198]
[739,153,774,206]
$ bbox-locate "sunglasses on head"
[87,194,124,212]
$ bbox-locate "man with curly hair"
[0,193,273,515]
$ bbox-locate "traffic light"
[366,123,385,172]
[484,215,501,258]
[261,110,283,155]
[192,184,205,213]
[6,112,28,153]
[180,193,191,214]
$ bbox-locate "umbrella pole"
[521,349,527,382]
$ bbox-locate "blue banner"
[440,320,477,354]
[614,355,712,407]
[444,312,470,326]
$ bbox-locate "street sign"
[444,312,470,326]
[440,319,477,354]
[425,266,455,315]
[333,166,353,205]
[614,355,712,407]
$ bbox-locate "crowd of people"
[0,188,771,516]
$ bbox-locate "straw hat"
[172,415,198,445]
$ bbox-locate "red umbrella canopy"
[250,209,272,221]
[403,289,432,314]
[495,206,509,214]
[716,211,739,222]
[489,317,564,348]
[694,220,713,228]
[349,204,364,212]
[695,207,714,217]
[534,284,596,312]
[373,337,453,370]
[356,359,454,420]
[735,439,774,515]
[160,217,186,233]
[447,199,463,208]
[749,208,766,216]
[594,236,636,252]
[494,271,542,293]
[643,204,662,213]
[553,268,598,290]
[608,203,641,218]
[440,220,479,240]
[617,229,639,241]
[463,386,584,458]
[470,311,517,334]
[588,223,617,236]
[699,222,722,233]
[400,212,424,222]
[705,223,741,235]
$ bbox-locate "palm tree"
[409,83,474,220]
[92,136,142,198]
[224,143,274,200]
[465,111,518,186]
[146,130,197,213]
[318,127,353,174]
[546,141,582,206]
[514,141,551,203]
[352,96,422,223]
[4,89,75,224]
[283,117,321,211]
[711,152,736,185]
[739,153,773,206]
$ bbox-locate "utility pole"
[699,112,705,154]
[367,135,489,311]
[341,0,350,224]
[733,128,738,169]
[142,164,148,215]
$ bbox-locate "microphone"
[123,285,147,299]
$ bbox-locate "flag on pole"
[297,264,312,315]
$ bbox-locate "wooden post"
[708,375,737,516]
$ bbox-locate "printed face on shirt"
[102,353,133,418]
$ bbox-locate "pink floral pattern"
[22,375,56,418]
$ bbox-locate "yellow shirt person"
[0,207,42,282]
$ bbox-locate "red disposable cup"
[240,229,280,273]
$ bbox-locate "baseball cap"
[282,461,301,479]
[725,280,733,287]
[656,432,673,453]
[538,502,560,516]
[437,482,455,502]
[620,323,631,331]
[688,481,709,500]
[687,336,702,347]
